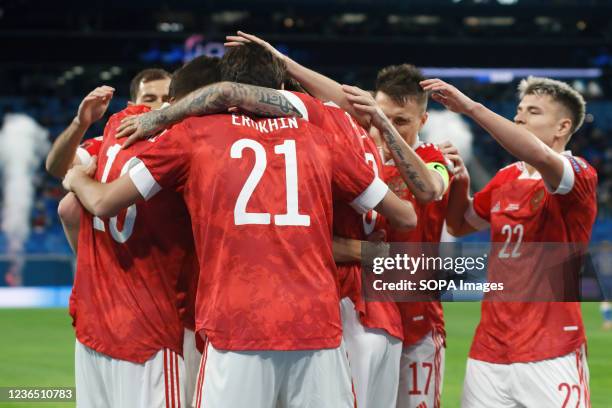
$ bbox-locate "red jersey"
[467,153,597,363]
[130,107,388,351]
[75,118,198,333]
[324,104,403,340]
[70,105,198,363]
[383,142,449,346]
[76,136,103,164]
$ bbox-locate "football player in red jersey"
[47,68,172,251]
[63,43,417,408]
[220,32,453,408]
[324,100,407,408]
[69,106,194,408]
[115,45,409,408]
[311,64,452,408]
[54,61,222,408]
[370,65,451,408]
[425,77,595,407]
[160,56,221,407]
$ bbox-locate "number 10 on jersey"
[231,139,310,227]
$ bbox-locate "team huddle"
[47,31,597,408]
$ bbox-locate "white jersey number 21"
[231,139,310,226]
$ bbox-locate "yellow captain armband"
[426,162,450,193]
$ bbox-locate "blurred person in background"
[593,241,612,330]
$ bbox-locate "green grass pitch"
[0,303,609,407]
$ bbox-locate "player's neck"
[524,163,538,175]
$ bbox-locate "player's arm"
[343,85,448,203]
[421,78,566,191]
[335,125,417,230]
[373,190,417,230]
[445,179,478,237]
[333,230,388,262]
[57,193,82,253]
[225,31,367,127]
[439,141,477,237]
[62,159,142,218]
[333,236,362,262]
[117,81,302,148]
[46,86,114,178]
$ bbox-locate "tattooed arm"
[117,81,302,148]
[225,31,368,128]
[377,114,446,203]
[343,85,446,203]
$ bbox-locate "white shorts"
[462,345,590,408]
[397,330,446,408]
[341,297,402,408]
[75,339,185,408]
[193,340,354,408]
[183,329,203,408]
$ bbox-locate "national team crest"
[530,187,545,211]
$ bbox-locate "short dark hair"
[518,76,586,135]
[375,64,427,110]
[169,56,221,101]
[219,42,286,89]
[129,68,172,102]
[283,77,307,93]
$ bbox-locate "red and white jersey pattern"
[129,102,388,351]
[325,103,403,340]
[76,136,103,165]
[466,152,598,363]
[383,142,450,346]
[71,104,198,363]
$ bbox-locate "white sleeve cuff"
[128,161,162,201]
[350,177,388,214]
[75,147,92,166]
[464,201,490,231]
[277,90,309,121]
[544,155,575,195]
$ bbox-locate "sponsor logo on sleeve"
[568,157,582,174]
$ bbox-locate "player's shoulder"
[321,101,344,119]
[81,135,103,146]
[563,153,597,179]
[497,161,523,177]
[278,90,328,121]
[482,162,523,187]
[109,104,151,122]
[415,142,444,162]
[415,142,441,153]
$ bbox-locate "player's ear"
[419,111,429,130]
[557,117,572,140]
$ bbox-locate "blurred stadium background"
[0,0,610,406]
